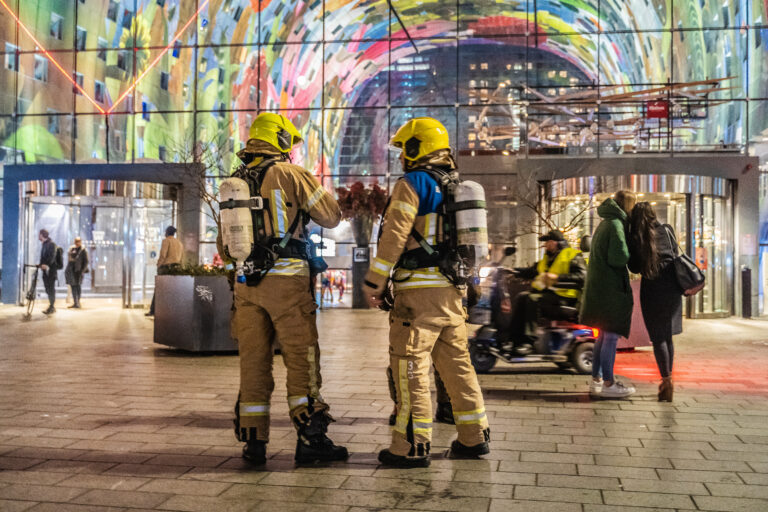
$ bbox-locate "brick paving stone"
[693,495,768,512]
[706,482,768,499]
[71,488,171,508]
[603,489,697,509]
[514,485,603,504]
[313,488,401,508]
[583,506,674,512]
[396,494,490,511]
[156,495,253,512]
[103,463,193,478]
[254,501,349,512]
[489,498,582,512]
[0,500,37,512]
[55,473,150,491]
[577,464,659,480]
[453,469,535,485]
[0,471,70,486]
[498,460,577,475]
[0,458,45,470]
[620,478,709,495]
[0,484,87,503]
[220,483,316,503]
[537,473,621,490]
[26,504,125,512]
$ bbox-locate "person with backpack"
[222,113,348,466]
[363,117,490,468]
[38,229,60,315]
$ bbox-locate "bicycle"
[22,264,40,320]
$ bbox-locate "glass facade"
[1,1,768,308]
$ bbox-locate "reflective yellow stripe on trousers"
[453,407,487,425]
[392,267,452,292]
[267,258,309,276]
[393,359,411,434]
[240,402,270,416]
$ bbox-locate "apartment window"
[233,5,244,21]
[34,56,48,82]
[249,86,256,102]
[158,145,167,161]
[97,38,107,60]
[47,111,60,135]
[142,101,150,121]
[50,13,63,40]
[122,10,133,29]
[107,1,118,22]
[95,80,105,103]
[72,117,78,139]
[73,72,84,94]
[76,26,87,51]
[218,67,225,84]
[172,41,180,58]
[117,50,128,71]
[79,0,86,3]
[4,43,19,71]
[160,71,169,90]
[157,0,166,5]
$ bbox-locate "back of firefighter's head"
[390,117,451,171]
[248,113,303,155]
[539,229,566,254]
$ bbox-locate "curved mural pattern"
[0,0,765,169]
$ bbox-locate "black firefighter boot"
[234,399,267,466]
[295,411,349,464]
[449,428,491,459]
[435,401,454,424]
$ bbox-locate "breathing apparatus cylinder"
[454,180,489,260]
[219,177,254,263]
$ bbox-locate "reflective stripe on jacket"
[533,247,581,299]
[365,178,451,293]
[244,142,341,277]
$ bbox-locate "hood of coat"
[597,197,628,222]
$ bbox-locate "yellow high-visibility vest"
[533,247,581,299]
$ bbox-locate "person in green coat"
[580,190,637,399]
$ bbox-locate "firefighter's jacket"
[366,167,455,293]
[238,141,341,277]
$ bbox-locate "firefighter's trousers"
[388,286,489,456]
[234,276,327,442]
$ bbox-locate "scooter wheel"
[469,343,497,374]
[570,342,594,375]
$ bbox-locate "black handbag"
[664,225,706,296]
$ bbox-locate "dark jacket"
[40,238,57,280]
[65,245,90,286]
[628,223,683,342]
[580,198,633,337]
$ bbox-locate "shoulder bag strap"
[663,224,679,257]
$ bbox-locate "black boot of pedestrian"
[377,449,430,468]
[43,306,55,315]
[294,411,348,464]
[242,440,267,465]
[435,401,454,424]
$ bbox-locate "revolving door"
[20,180,175,308]
[550,175,733,318]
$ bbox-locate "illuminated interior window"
[160,72,169,90]
[73,72,84,94]
[50,13,63,40]
[34,56,48,82]
[94,80,105,103]
[4,43,18,71]
[107,1,118,22]
[97,38,107,60]
[76,27,87,51]
[47,110,60,135]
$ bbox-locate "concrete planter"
[154,275,237,352]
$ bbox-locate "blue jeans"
[592,330,620,383]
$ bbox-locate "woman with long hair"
[580,190,637,398]
[628,202,683,402]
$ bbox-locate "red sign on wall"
[646,100,669,119]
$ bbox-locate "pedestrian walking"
[580,190,637,398]
[146,226,184,317]
[65,237,89,309]
[38,229,60,315]
[628,202,682,402]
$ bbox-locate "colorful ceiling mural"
[0,0,766,170]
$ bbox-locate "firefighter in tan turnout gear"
[364,117,491,468]
[220,113,347,465]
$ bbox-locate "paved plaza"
[1,302,768,511]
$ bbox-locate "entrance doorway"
[549,175,733,318]
[20,181,175,308]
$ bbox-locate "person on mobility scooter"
[469,230,597,374]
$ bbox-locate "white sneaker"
[589,379,603,395]
[599,381,636,398]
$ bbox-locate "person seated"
[506,229,587,350]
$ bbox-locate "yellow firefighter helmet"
[390,117,451,162]
[248,113,303,153]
